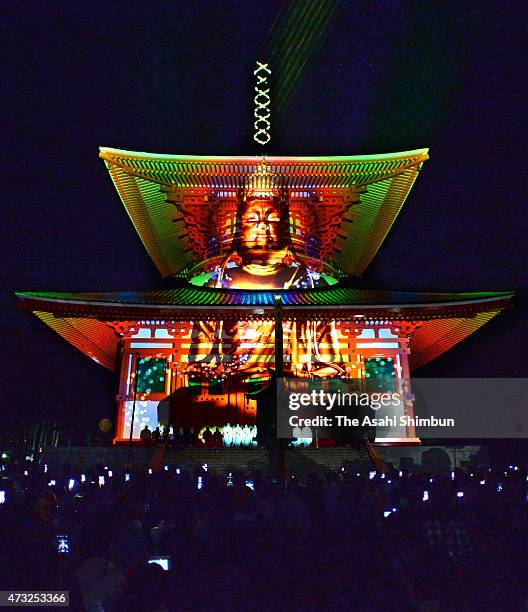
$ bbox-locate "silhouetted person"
[213,428,223,448]
[140,425,152,442]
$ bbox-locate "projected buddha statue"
[208,186,326,290]
[187,170,346,382]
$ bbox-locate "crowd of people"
[1,457,528,611]
[139,424,258,448]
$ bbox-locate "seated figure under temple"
[187,186,346,379]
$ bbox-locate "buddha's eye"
[266,211,280,222]
[244,213,260,223]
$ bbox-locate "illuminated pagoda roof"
[16,289,512,372]
[99,147,429,278]
[17,145,513,378]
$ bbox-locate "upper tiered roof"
[100,147,429,278]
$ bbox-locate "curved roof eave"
[99,146,430,163]
[15,288,514,313]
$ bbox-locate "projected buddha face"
[240,197,281,251]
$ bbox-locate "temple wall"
[114,320,417,444]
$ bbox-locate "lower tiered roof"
[16,288,513,372]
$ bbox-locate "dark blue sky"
[3,1,527,435]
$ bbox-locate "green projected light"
[365,357,396,393]
[209,377,223,395]
[247,377,266,395]
[189,271,215,287]
[137,358,166,394]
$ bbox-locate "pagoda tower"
[17,147,513,445]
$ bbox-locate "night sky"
[3,1,527,438]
